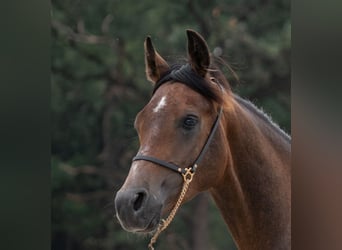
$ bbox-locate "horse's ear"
[186,29,210,77]
[144,36,170,84]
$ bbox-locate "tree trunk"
[191,193,209,250]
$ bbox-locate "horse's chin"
[133,226,157,236]
[118,212,160,235]
[133,218,160,235]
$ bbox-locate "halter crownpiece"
[132,106,223,249]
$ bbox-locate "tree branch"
[51,20,115,45]
[59,164,99,176]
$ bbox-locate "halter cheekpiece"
[132,106,223,175]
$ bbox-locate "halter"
[133,106,223,175]
[132,63,224,249]
[133,105,223,249]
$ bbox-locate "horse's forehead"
[136,83,211,128]
[152,95,167,113]
[150,83,205,112]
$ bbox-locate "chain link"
[148,168,194,250]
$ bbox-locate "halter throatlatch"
[132,106,223,250]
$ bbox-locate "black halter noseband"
[133,63,223,175]
[132,107,223,175]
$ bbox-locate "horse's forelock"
[152,63,224,105]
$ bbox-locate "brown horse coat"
[115,30,291,250]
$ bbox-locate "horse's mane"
[234,94,291,143]
[152,63,229,106]
[151,61,290,143]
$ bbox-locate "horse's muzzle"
[115,188,162,233]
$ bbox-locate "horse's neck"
[210,96,291,250]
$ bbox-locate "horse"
[115,30,291,250]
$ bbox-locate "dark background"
[51,0,290,249]
[6,1,342,250]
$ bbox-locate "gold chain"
[148,167,195,250]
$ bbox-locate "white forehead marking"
[153,96,167,113]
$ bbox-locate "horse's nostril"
[133,192,146,211]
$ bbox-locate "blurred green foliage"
[52,0,290,249]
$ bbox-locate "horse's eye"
[182,115,198,130]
